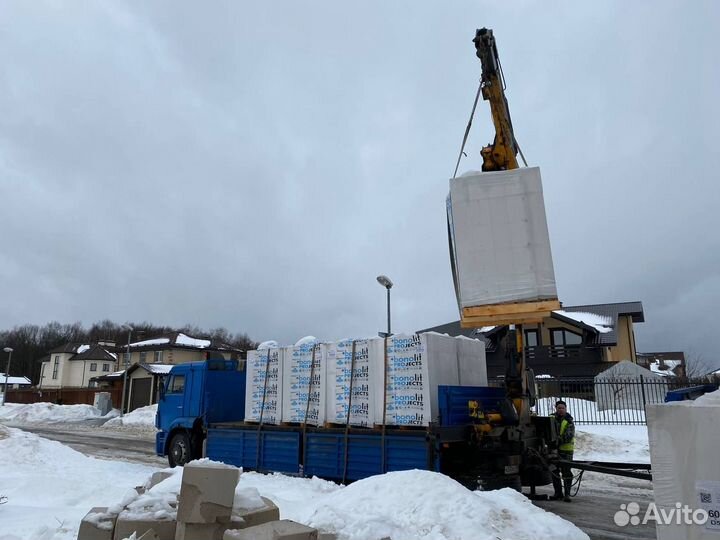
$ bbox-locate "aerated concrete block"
[136,530,161,540]
[223,520,318,540]
[177,464,240,524]
[148,471,174,489]
[222,497,279,529]
[175,519,245,540]
[113,513,176,540]
[77,507,116,540]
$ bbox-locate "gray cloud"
[1,1,718,369]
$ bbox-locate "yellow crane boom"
[473,27,520,172]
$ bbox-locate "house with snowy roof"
[39,342,119,389]
[0,373,32,389]
[90,332,244,412]
[420,301,646,378]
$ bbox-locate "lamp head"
[376,275,393,289]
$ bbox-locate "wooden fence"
[5,386,123,409]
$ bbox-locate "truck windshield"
[168,374,185,394]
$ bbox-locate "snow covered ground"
[0,400,657,539]
[0,425,589,540]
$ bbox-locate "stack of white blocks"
[76,464,323,540]
[244,333,487,427]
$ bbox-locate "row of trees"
[0,320,257,384]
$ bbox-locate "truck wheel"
[168,432,192,468]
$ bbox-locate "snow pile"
[76,344,91,354]
[0,425,589,540]
[690,387,720,405]
[0,425,156,539]
[239,469,587,540]
[575,425,649,463]
[102,404,157,429]
[0,402,104,424]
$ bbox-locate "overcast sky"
[1,2,718,369]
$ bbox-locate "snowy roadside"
[0,425,589,540]
[0,402,158,438]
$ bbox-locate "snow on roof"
[649,359,681,377]
[129,333,212,349]
[0,374,32,385]
[554,310,613,333]
[175,333,211,348]
[478,326,496,333]
[141,364,173,375]
[76,344,90,354]
[130,337,170,347]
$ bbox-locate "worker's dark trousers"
[553,451,574,496]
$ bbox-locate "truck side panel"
[304,432,438,481]
[206,427,301,474]
[205,426,438,482]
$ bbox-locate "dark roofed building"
[420,301,646,378]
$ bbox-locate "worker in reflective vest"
[551,400,575,502]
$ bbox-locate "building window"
[52,356,59,379]
[551,329,583,347]
[123,352,130,366]
[154,351,163,363]
[90,363,97,372]
[525,329,539,347]
[139,351,148,363]
[168,375,185,394]
[102,364,110,372]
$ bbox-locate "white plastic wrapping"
[647,395,720,539]
[245,334,488,428]
[281,341,326,425]
[373,333,488,427]
[448,167,558,308]
[325,338,379,427]
[244,347,283,424]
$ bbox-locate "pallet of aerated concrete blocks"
[244,332,488,428]
[76,461,330,540]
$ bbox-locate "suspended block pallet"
[460,298,562,328]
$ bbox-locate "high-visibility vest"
[558,417,574,452]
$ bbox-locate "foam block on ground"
[77,507,116,540]
[177,463,240,524]
[113,513,176,540]
[223,520,318,540]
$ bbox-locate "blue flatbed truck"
[155,358,559,490]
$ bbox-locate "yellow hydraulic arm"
[473,28,520,172]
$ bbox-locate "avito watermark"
[614,501,712,527]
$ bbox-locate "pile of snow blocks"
[245,332,488,427]
[76,463,328,540]
[448,166,558,308]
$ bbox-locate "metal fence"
[489,376,713,425]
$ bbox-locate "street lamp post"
[2,347,13,407]
[120,325,132,418]
[376,275,393,337]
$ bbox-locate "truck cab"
[156,359,246,466]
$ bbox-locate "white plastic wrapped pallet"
[281,341,326,425]
[325,338,380,427]
[455,335,489,386]
[244,347,283,424]
[374,333,488,427]
[647,391,720,540]
[448,167,558,308]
